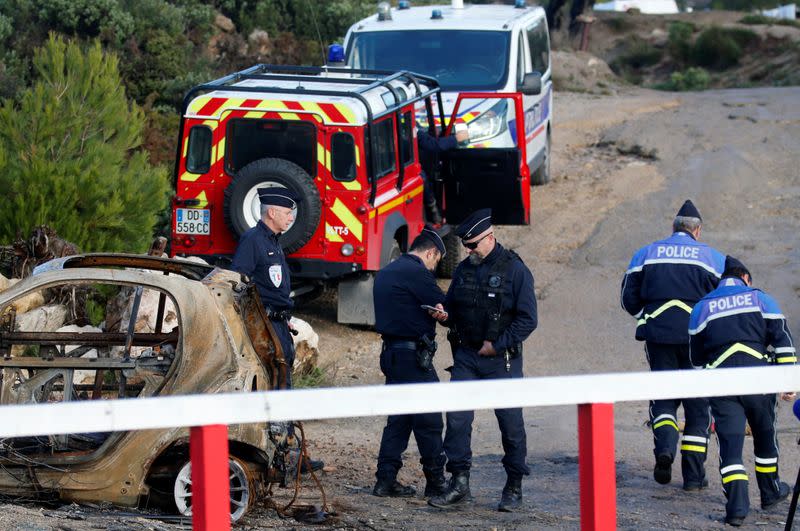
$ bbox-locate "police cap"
[258,187,299,209]
[676,199,701,221]
[723,255,751,280]
[455,208,492,240]
[411,225,447,256]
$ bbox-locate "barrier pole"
[578,403,616,531]
[190,424,231,531]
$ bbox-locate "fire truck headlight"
[341,244,355,256]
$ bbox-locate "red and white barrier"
[1,365,798,530]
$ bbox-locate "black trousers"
[645,342,710,486]
[443,346,530,480]
[712,393,781,519]
[272,319,295,389]
[376,344,445,481]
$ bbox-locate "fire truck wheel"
[531,128,551,186]
[436,232,462,279]
[224,158,321,254]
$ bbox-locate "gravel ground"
[2,86,799,530]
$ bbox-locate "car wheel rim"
[242,181,298,232]
[173,458,252,522]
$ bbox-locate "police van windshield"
[347,30,511,91]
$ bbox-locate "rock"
[107,287,178,358]
[15,304,67,332]
[214,13,236,33]
[0,273,9,292]
[649,28,668,48]
[8,281,45,314]
[57,324,102,385]
[290,317,319,375]
[248,29,272,57]
[12,304,68,356]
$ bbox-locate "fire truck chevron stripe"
[331,199,362,242]
[297,101,329,123]
[181,171,200,183]
[215,138,226,164]
[341,180,361,191]
[193,190,208,208]
[325,223,345,243]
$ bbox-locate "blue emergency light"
[431,9,443,19]
[515,0,527,7]
[327,44,344,63]
[398,0,411,9]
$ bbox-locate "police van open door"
[438,81,540,226]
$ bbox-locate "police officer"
[372,226,449,498]
[428,209,537,512]
[621,200,725,490]
[689,256,795,526]
[417,127,468,224]
[231,187,323,471]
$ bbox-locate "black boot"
[423,470,448,498]
[498,477,522,512]
[372,478,416,498]
[653,453,672,485]
[761,481,790,510]
[428,472,471,508]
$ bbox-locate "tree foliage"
[0,35,169,252]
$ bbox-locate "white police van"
[343,0,552,185]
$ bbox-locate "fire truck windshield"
[347,30,511,91]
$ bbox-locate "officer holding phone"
[371,225,449,499]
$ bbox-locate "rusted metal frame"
[120,286,144,398]
[0,331,178,347]
[0,359,138,369]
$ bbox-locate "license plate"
[175,208,210,235]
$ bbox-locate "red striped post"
[578,403,616,531]
[190,424,231,531]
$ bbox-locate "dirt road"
[3,86,799,530]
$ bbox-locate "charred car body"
[0,254,295,521]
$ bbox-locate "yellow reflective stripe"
[193,191,208,208]
[187,95,212,114]
[653,420,679,431]
[331,198,362,242]
[341,180,361,191]
[681,444,707,453]
[776,356,797,364]
[707,343,765,369]
[334,103,356,124]
[325,223,344,243]
[637,299,693,326]
[755,465,777,473]
[180,171,200,183]
[722,474,749,484]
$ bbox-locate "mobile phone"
[420,304,445,313]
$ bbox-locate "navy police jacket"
[373,253,446,340]
[445,243,537,353]
[231,221,293,312]
[689,277,796,368]
[621,232,725,344]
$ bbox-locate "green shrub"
[739,14,800,28]
[668,21,694,65]
[691,26,758,69]
[604,16,635,33]
[616,39,663,69]
[0,36,169,253]
[294,366,331,389]
[33,0,135,45]
[656,67,711,91]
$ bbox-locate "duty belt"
[383,339,418,351]
[267,309,292,321]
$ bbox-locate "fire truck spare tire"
[224,158,321,255]
[436,232,462,279]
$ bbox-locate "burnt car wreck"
[0,254,303,521]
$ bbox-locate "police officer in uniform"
[372,226,449,498]
[621,200,725,489]
[231,187,323,471]
[417,127,468,224]
[689,256,795,526]
[428,209,537,512]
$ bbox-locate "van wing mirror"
[519,72,542,96]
